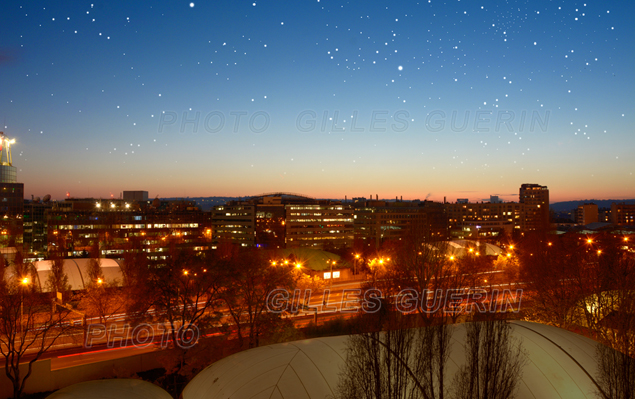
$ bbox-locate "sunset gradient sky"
[1,0,633,203]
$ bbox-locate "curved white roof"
[447,240,503,256]
[182,321,602,399]
[46,379,172,399]
[30,258,123,291]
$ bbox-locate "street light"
[20,277,29,334]
[354,254,360,275]
[328,260,336,286]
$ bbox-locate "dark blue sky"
[1,0,633,202]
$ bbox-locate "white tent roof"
[447,240,503,256]
[46,379,172,399]
[30,258,123,291]
[182,321,602,399]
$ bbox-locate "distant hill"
[550,199,635,212]
[161,196,635,213]
[160,197,241,211]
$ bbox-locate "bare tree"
[595,343,635,399]
[452,320,527,399]
[145,244,225,349]
[518,233,587,329]
[86,242,105,283]
[223,249,296,349]
[0,258,76,399]
[579,234,635,355]
[413,323,452,399]
[78,281,126,325]
[442,249,491,323]
[335,313,452,399]
[392,222,452,325]
[135,244,226,397]
[45,250,69,298]
[582,234,635,399]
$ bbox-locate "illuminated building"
[0,132,23,249]
[212,194,354,249]
[23,196,53,258]
[575,203,598,226]
[519,183,550,230]
[446,201,523,239]
[285,203,353,249]
[211,202,255,246]
[46,196,211,261]
[353,199,447,247]
[611,203,635,226]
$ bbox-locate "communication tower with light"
[0,132,17,183]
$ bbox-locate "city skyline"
[1,0,633,203]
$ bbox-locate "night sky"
[1,1,633,203]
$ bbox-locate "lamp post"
[354,254,360,276]
[328,260,336,286]
[20,277,29,334]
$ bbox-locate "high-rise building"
[575,203,598,226]
[285,202,353,249]
[0,133,24,248]
[211,202,255,246]
[212,194,354,250]
[354,199,447,247]
[446,201,523,239]
[519,183,549,231]
[23,196,53,257]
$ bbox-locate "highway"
[15,276,525,368]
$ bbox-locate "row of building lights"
[95,202,131,209]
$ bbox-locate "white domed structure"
[182,321,603,399]
[446,240,503,257]
[46,379,172,399]
[30,258,124,291]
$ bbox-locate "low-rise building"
[47,197,211,261]
[611,203,635,226]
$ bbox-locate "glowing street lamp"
[327,260,336,285]
[20,277,30,334]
